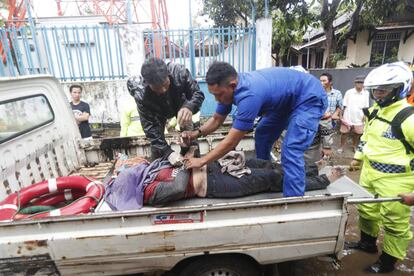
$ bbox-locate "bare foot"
[327,166,346,183]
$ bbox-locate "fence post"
[119,24,145,77]
[25,0,45,74]
[255,18,273,70]
[188,0,196,76]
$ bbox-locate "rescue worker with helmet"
[347,62,414,273]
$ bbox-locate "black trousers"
[206,159,329,198]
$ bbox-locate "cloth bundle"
[218,151,251,178]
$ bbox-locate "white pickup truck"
[0,76,375,276]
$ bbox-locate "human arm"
[401,113,414,148]
[185,93,259,168]
[74,103,91,123]
[184,128,247,168]
[172,64,205,127]
[75,112,90,123]
[341,91,349,120]
[349,107,371,170]
[332,107,341,120]
[137,101,172,159]
[179,66,205,114]
[332,91,343,120]
[180,112,226,146]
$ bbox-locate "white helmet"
[364,62,413,106]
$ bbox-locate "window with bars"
[369,32,401,67]
[302,53,312,69]
[315,50,324,68]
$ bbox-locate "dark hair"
[69,84,83,93]
[141,58,168,85]
[206,62,238,86]
[320,72,333,82]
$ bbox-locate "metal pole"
[347,197,402,204]
[265,0,269,18]
[188,0,196,76]
[250,1,256,70]
[126,0,132,24]
[307,31,310,69]
[25,0,46,74]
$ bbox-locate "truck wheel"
[178,255,260,276]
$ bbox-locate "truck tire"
[178,255,260,276]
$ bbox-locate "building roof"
[297,5,414,50]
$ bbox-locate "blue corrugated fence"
[0,24,255,81]
[143,27,256,78]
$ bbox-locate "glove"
[349,159,362,171]
[168,151,184,167]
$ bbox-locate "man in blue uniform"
[181,62,327,197]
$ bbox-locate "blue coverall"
[216,67,327,197]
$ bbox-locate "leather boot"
[345,231,378,254]
[365,252,397,273]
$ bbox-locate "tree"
[201,0,252,27]
[201,0,315,66]
[270,1,317,65]
[318,0,406,68]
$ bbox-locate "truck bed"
[0,175,372,276]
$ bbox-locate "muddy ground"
[290,134,414,275]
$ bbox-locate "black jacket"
[127,62,205,159]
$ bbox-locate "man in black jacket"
[127,58,205,165]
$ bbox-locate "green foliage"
[202,0,315,64]
[370,52,384,67]
[201,0,252,27]
[384,46,399,63]
[332,52,346,63]
[202,0,408,67]
[317,0,407,67]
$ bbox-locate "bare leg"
[340,133,347,151]
[352,134,362,152]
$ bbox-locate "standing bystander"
[339,75,370,153]
[69,84,92,139]
[319,73,343,157]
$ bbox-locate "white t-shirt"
[342,88,370,126]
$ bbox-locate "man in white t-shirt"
[339,75,370,153]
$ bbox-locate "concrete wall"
[399,33,414,63]
[255,18,273,70]
[63,80,130,125]
[310,67,374,95]
[337,30,372,68]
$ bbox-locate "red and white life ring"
[30,189,86,206]
[0,176,104,221]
